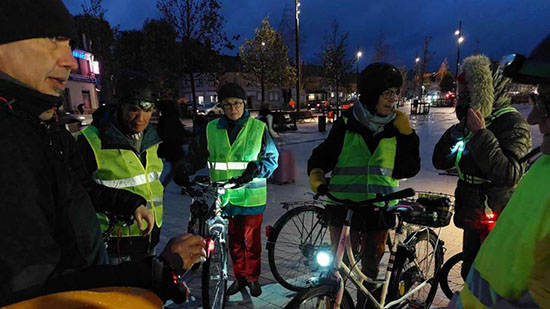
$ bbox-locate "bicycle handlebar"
[316,188,416,206]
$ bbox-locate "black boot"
[227,278,246,296]
[248,281,262,297]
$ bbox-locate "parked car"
[197,102,223,115]
[57,112,91,133]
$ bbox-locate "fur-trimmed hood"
[459,55,494,118]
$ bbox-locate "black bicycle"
[181,175,238,309]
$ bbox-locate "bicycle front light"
[315,250,333,267]
[205,237,215,258]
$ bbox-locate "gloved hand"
[309,168,327,194]
[232,161,258,184]
[393,110,413,135]
[174,171,191,187]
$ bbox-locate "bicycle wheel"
[388,228,443,308]
[439,253,463,300]
[188,200,207,271]
[202,232,228,309]
[284,285,354,309]
[267,205,330,291]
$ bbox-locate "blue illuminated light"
[72,51,86,59]
[451,140,465,153]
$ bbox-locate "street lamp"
[356,50,362,98]
[455,21,464,83]
[295,0,301,112]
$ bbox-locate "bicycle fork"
[332,210,352,309]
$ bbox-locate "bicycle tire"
[187,200,207,271]
[439,252,463,300]
[284,285,354,309]
[388,228,443,308]
[201,234,228,309]
[267,205,330,292]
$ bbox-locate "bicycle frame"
[329,207,438,309]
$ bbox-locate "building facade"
[60,49,100,114]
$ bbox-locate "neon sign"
[72,50,86,59]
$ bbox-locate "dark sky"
[63,0,550,72]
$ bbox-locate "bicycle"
[181,175,239,309]
[266,199,330,291]
[284,188,451,309]
[438,209,498,300]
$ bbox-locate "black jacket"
[432,109,531,227]
[0,79,180,306]
[308,110,421,179]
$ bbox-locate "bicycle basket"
[400,191,454,227]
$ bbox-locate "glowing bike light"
[315,250,333,267]
[205,238,215,258]
[451,140,465,153]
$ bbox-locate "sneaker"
[248,281,262,297]
[227,279,245,296]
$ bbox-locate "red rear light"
[206,238,215,258]
[265,225,273,238]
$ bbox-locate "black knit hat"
[218,83,246,103]
[115,71,158,110]
[0,0,75,45]
[507,35,550,85]
[358,62,402,112]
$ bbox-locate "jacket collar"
[217,110,250,129]
[0,73,61,118]
[93,105,161,152]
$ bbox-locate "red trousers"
[228,213,263,282]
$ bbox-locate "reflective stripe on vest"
[80,125,164,237]
[454,107,519,185]
[206,117,267,207]
[329,118,399,207]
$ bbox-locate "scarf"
[353,101,395,135]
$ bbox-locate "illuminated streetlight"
[454,20,463,91]
[458,36,464,44]
[454,30,460,36]
[415,57,420,63]
[356,50,363,93]
[261,41,265,46]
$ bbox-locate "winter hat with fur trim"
[458,55,494,118]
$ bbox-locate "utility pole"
[295,0,301,112]
[418,35,431,100]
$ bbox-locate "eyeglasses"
[529,92,550,118]
[221,101,244,110]
[381,88,400,99]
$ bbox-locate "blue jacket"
[187,111,279,216]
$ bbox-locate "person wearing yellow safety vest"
[433,55,532,281]
[176,83,279,298]
[0,1,205,306]
[453,34,550,309]
[76,72,163,264]
[308,63,421,308]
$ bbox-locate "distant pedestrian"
[257,103,280,138]
[288,98,296,111]
[77,103,84,114]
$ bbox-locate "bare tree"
[240,17,295,105]
[371,32,390,63]
[81,0,106,18]
[157,0,236,114]
[321,20,354,117]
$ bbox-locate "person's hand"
[161,234,206,273]
[232,162,258,184]
[466,108,485,133]
[393,110,413,135]
[174,171,191,187]
[134,205,154,235]
[309,168,327,194]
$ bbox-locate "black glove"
[232,162,258,184]
[174,171,191,187]
[316,183,329,196]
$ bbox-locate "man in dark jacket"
[177,83,279,297]
[308,63,421,307]
[0,0,205,306]
[76,72,164,264]
[432,55,532,280]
